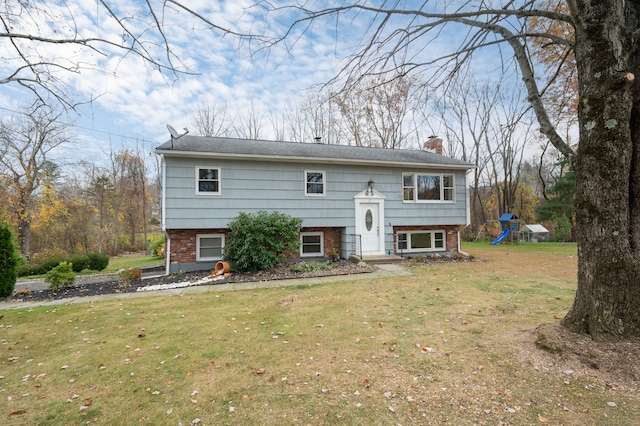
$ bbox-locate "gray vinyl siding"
[163,156,468,229]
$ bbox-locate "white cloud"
[2,0,544,170]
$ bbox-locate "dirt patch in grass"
[465,244,640,399]
[528,324,640,394]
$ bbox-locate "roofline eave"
[154,149,475,170]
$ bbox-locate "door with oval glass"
[360,203,380,254]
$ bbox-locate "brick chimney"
[423,136,443,155]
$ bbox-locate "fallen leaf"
[538,414,549,423]
[9,410,27,416]
[256,368,266,375]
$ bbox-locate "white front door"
[360,203,380,254]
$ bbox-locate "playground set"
[490,213,519,245]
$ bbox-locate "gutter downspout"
[160,154,170,275]
[458,224,470,256]
[458,169,472,256]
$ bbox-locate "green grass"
[102,255,163,273]
[462,240,578,256]
[2,244,638,425]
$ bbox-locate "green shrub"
[223,211,303,273]
[150,235,166,258]
[45,262,76,291]
[119,268,142,285]
[29,255,67,276]
[17,253,68,277]
[0,222,18,297]
[69,254,90,272]
[86,252,109,271]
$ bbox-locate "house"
[156,135,474,273]
[519,224,550,242]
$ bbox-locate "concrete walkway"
[1,264,413,311]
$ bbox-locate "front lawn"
[2,243,638,426]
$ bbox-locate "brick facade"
[168,225,460,266]
[167,228,226,265]
[167,227,343,265]
[300,227,343,258]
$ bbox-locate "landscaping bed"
[4,261,377,303]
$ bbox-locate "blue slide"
[490,229,511,245]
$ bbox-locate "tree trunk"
[17,218,30,259]
[563,0,640,339]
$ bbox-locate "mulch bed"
[4,261,378,304]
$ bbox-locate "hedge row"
[17,252,109,277]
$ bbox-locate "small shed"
[519,224,550,243]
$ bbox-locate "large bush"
[69,254,90,272]
[0,222,18,297]
[86,252,109,271]
[223,211,302,273]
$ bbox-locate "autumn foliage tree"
[0,106,72,257]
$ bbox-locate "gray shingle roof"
[156,136,473,169]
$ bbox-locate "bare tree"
[277,91,342,144]
[192,102,232,137]
[0,106,72,257]
[232,101,264,140]
[0,1,254,107]
[253,1,640,340]
[332,74,422,148]
[432,77,496,234]
[484,92,533,217]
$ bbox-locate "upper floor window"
[197,167,220,195]
[305,170,325,196]
[402,173,454,202]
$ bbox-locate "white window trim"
[196,167,221,195]
[305,170,326,197]
[402,173,455,203]
[396,230,446,253]
[300,232,324,257]
[196,234,225,261]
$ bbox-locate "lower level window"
[300,232,324,257]
[196,234,225,261]
[396,231,445,252]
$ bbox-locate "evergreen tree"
[536,161,575,223]
[553,214,572,243]
[0,222,18,297]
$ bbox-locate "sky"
[0,1,365,166]
[0,1,548,172]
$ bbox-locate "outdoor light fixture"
[366,179,375,196]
